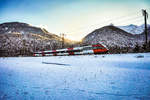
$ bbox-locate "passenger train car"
[33,43,108,56]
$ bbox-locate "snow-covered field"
[0,53,150,100]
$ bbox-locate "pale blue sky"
[0,0,150,40]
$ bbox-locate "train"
[33,43,108,56]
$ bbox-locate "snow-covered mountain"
[0,22,73,56]
[117,24,150,34]
[1,22,149,56]
[139,26,150,40]
[82,25,146,49]
[0,22,60,39]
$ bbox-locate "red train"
[33,43,108,56]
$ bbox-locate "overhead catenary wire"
[63,9,149,41]
[66,15,144,36]
[114,16,143,25]
[65,10,142,35]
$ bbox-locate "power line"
[60,33,66,48]
[65,10,142,34]
[66,15,143,35]
[114,16,143,25]
[65,17,144,41]
[142,9,148,46]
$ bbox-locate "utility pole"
[142,9,148,46]
[60,33,65,48]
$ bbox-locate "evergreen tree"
[142,43,147,52]
[148,41,150,52]
[134,43,140,53]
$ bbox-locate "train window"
[42,52,52,54]
[83,46,105,50]
[83,47,93,50]
[94,47,103,49]
[74,50,82,52]
[36,51,57,54]
[67,49,81,52]
[59,51,66,53]
[93,46,105,49]
[35,52,42,54]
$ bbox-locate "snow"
[5,27,8,30]
[8,31,11,34]
[83,25,143,48]
[117,24,150,34]
[0,53,150,100]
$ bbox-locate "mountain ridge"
[117,24,150,34]
[82,25,147,48]
[0,22,150,56]
[0,22,60,40]
[0,22,64,56]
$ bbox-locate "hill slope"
[0,22,63,56]
[0,22,60,39]
[82,25,145,48]
[117,24,150,34]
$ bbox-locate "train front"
[92,44,108,54]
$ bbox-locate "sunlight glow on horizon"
[45,8,150,41]
[0,0,150,41]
